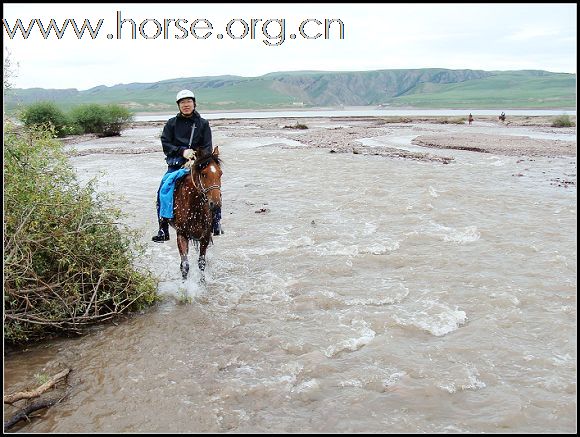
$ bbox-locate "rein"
[190,164,221,203]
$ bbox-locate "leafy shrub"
[18,101,70,137]
[552,114,574,127]
[61,123,84,136]
[3,122,158,345]
[283,122,308,129]
[69,104,133,136]
[101,104,133,136]
[69,103,106,134]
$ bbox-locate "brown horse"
[170,146,222,279]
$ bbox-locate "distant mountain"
[4,68,576,112]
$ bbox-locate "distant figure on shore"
[498,111,506,122]
[468,113,474,125]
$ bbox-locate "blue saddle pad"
[159,168,190,219]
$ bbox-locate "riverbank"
[61,115,576,168]
[229,115,576,156]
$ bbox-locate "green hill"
[4,68,576,113]
[391,71,576,108]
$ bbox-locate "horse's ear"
[213,146,219,156]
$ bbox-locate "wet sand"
[209,115,576,158]
[411,133,575,157]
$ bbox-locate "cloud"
[3,3,576,90]
[506,27,562,41]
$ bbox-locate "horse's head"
[190,146,223,211]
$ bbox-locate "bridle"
[190,163,221,204]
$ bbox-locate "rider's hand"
[183,149,195,160]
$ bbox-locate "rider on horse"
[152,89,223,242]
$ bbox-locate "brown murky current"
[4,119,576,433]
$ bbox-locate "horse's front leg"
[198,234,210,271]
[177,233,189,279]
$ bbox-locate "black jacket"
[160,111,212,167]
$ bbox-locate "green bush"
[18,101,71,137]
[283,122,308,129]
[552,114,574,127]
[101,104,133,136]
[3,122,158,345]
[69,103,106,134]
[70,103,133,136]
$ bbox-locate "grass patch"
[551,114,575,127]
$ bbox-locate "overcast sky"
[3,3,577,90]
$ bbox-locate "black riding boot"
[152,217,170,242]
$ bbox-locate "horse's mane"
[195,154,222,171]
[183,153,222,172]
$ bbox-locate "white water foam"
[392,299,467,336]
[436,363,486,393]
[425,222,481,244]
[324,320,376,357]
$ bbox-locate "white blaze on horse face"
[209,165,217,173]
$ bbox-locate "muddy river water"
[4,118,576,433]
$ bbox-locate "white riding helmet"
[176,89,195,103]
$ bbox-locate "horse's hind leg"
[177,234,189,279]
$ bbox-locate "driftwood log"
[4,397,60,432]
[4,368,70,404]
[3,368,70,432]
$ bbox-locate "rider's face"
[178,98,194,116]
